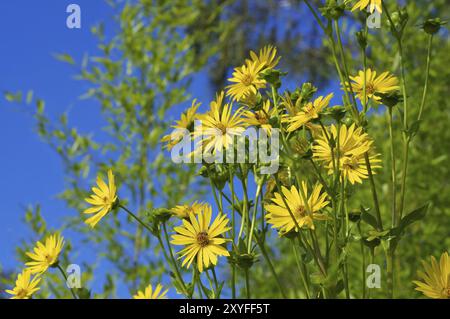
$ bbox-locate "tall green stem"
[56,264,78,299]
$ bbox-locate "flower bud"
[355,31,367,49]
[421,18,446,35]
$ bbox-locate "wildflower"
[161,100,200,150]
[285,93,333,132]
[25,234,64,274]
[226,61,267,102]
[83,170,118,228]
[133,284,168,299]
[413,252,450,299]
[194,96,246,155]
[313,124,381,184]
[351,0,382,13]
[171,204,230,272]
[246,45,280,70]
[265,182,329,233]
[171,201,209,219]
[5,270,41,299]
[345,69,399,104]
[242,100,276,135]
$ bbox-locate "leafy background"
[0,0,448,298]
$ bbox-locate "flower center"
[17,289,28,299]
[444,287,450,298]
[295,206,306,218]
[342,157,358,170]
[242,74,254,86]
[196,231,210,247]
[366,83,375,95]
[45,254,53,264]
[254,112,268,124]
[215,123,228,134]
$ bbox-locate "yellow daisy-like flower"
[345,69,399,103]
[161,100,201,150]
[351,0,382,13]
[25,233,65,274]
[226,61,267,102]
[194,97,246,155]
[285,93,333,132]
[171,205,231,273]
[171,201,209,219]
[5,269,41,299]
[242,100,276,135]
[313,124,381,184]
[265,182,330,233]
[246,45,280,70]
[413,252,450,299]
[83,170,118,228]
[133,284,168,299]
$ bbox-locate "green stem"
[56,264,78,299]
[229,171,237,299]
[162,222,189,296]
[247,182,263,253]
[387,107,397,227]
[357,223,366,299]
[254,235,288,298]
[291,240,311,299]
[418,35,433,121]
[244,268,251,298]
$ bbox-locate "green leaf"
[4,91,22,103]
[361,207,378,230]
[399,203,429,231]
[54,53,75,65]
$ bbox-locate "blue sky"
[0,0,116,278]
[0,1,345,298]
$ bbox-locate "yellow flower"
[226,61,266,102]
[171,201,209,219]
[351,0,382,13]
[161,100,201,150]
[194,96,246,154]
[133,284,168,299]
[413,252,450,299]
[246,45,280,70]
[285,93,333,132]
[5,270,41,299]
[25,234,64,274]
[313,124,381,184]
[242,100,276,135]
[83,170,118,228]
[171,204,230,272]
[265,182,330,233]
[345,69,399,103]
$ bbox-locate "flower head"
[171,201,209,219]
[242,100,276,135]
[313,124,381,184]
[265,182,329,233]
[133,284,168,299]
[286,93,333,132]
[5,270,41,299]
[25,234,64,274]
[83,170,118,228]
[161,100,200,150]
[345,69,399,104]
[413,252,450,299]
[171,204,230,272]
[246,45,280,70]
[194,95,246,155]
[351,0,382,13]
[226,61,267,102]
